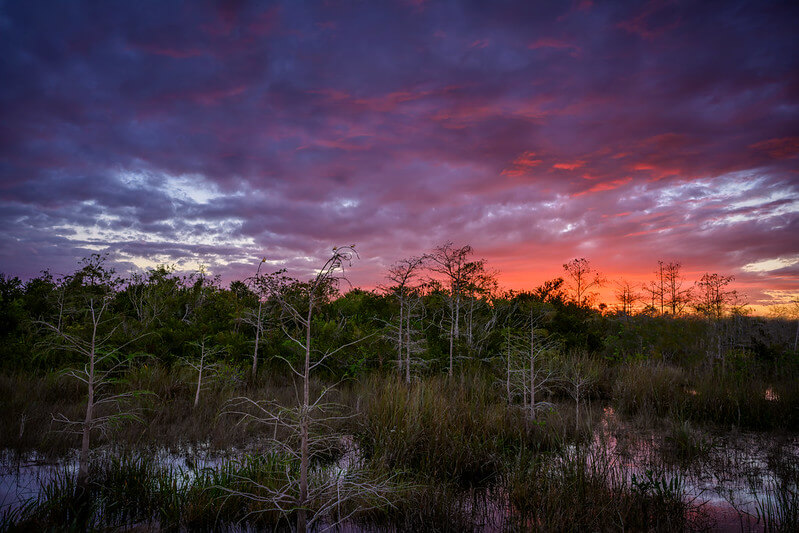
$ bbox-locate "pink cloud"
[553,160,586,170]
[749,137,799,159]
[617,0,682,40]
[501,151,543,177]
[574,177,632,196]
[528,38,581,56]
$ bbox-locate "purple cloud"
[1,0,797,309]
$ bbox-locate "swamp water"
[590,407,799,531]
[1,413,797,531]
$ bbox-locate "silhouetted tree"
[694,273,736,319]
[429,242,475,376]
[563,258,603,307]
[385,255,425,381]
[614,280,641,317]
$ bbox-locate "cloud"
[553,160,586,170]
[574,177,632,196]
[527,37,581,56]
[749,137,799,160]
[501,152,543,177]
[0,0,796,308]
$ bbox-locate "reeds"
[611,361,799,431]
[354,372,543,485]
[2,353,798,531]
[8,451,302,531]
[503,443,695,532]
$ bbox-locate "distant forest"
[1,243,796,375]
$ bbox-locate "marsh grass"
[0,372,85,457]
[661,419,718,466]
[354,372,550,486]
[755,440,799,532]
[8,451,302,531]
[2,356,798,531]
[0,363,354,460]
[503,443,703,532]
[611,362,799,431]
[756,480,799,533]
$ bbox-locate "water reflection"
[590,406,798,531]
[2,412,797,531]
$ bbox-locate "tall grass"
[8,451,300,531]
[611,361,799,431]
[0,363,348,458]
[3,354,798,531]
[354,372,553,485]
[756,440,799,532]
[0,372,85,456]
[503,444,699,532]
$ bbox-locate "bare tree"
[563,258,603,307]
[428,242,475,376]
[181,337,225,409]
[504,324,519,405]
[654,261,666,315]
[402,287,429,383]
[499,298,557,420]
[693,272,736,319]
[384,255,425,380]
[614,280,641,317]
[40,255,147,485]
[226,246,387,532]
[525,305,558,421]
[244,258,272,377]
[792,298,799,353]
[642,280,660,315]
[560,355,601,432]
[663,261,691,316]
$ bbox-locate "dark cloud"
[1,0,797,308]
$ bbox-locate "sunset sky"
[1,1,797,310]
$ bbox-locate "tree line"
[0,244,796,378]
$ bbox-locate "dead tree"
[525,306,558,421]
[226,246,389,532]
[402,287,429,383]
[384,255,425,379]
[40,255,147,485]
[428,242,475,376]
[563,258,603,307]
[181,337,225,408]
[614,280,641,317]
[502,300,558,420]
[693,272,736,320]
[244,258,272,377]
[663,261,691,316]
[561,355,600,432]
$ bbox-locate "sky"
[1,0,797,311]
